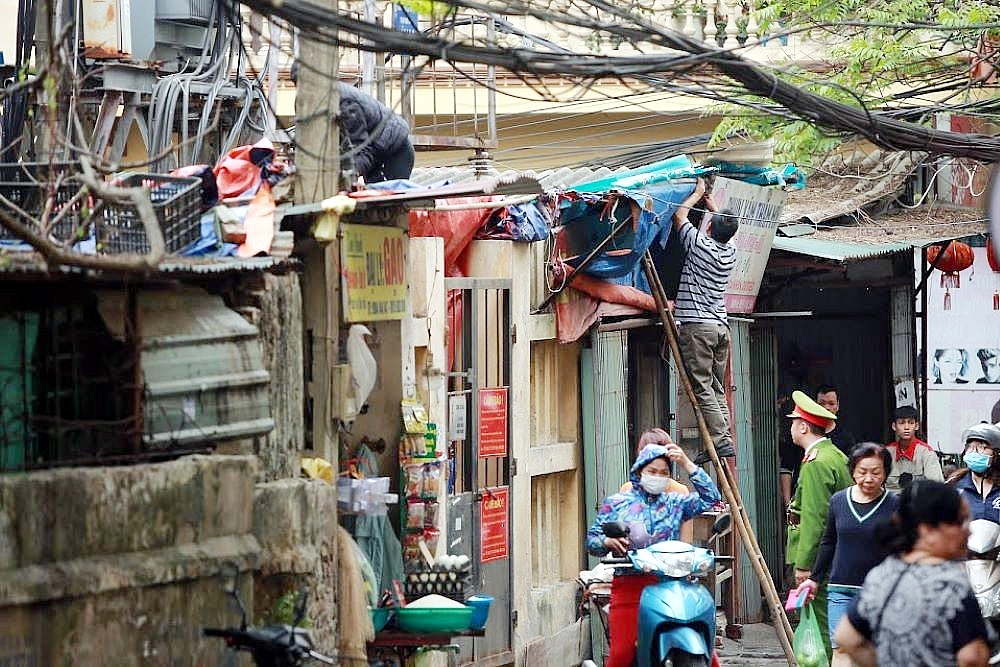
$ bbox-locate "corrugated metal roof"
[773,206,988,261]
[772,237,918,261]
[780,148,927,224]
[97,288,274,447]
[408,164,636,192]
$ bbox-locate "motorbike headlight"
[634,550,695,577]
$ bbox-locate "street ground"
[716,623,789,667]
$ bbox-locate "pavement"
[715,623,791,667]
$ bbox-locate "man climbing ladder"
[671,177,741,463]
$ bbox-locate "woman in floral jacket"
[586,432,722,667]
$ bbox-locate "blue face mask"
[964,451,992,474]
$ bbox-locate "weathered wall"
[233,271,305,481]
[253,478,340,657]
[0,455,260,666]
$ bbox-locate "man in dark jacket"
[338,83,414,184]
[816,384,857,457]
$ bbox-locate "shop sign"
[340,224,407,322]
[478,387,508,458]
[480,486,509,563]
[449,394,467,441]
[709,177,787,314]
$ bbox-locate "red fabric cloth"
[607,573,659,667]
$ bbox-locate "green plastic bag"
[793,603,830,667]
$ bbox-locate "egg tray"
[403,564,473,603]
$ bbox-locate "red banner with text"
[478,387,508,458]
[480,486,509,563]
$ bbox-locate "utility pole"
[294,0,341,653]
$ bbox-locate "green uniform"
[786,437,851,658]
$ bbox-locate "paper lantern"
[927,241,974,310]
[989,238,1000,309]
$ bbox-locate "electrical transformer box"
[82,0,213,64]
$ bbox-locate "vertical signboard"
[340,224,407,322]
[709,177,788,314]
[926,246,1000,452]
[478,387,508,458]
[480,486,509,563]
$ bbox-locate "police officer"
[950,422,1000,524]
[785,390,852,660]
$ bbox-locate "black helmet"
[962,422,1000,450]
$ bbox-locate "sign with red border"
[478,387,508,458]
[481,486,509,563]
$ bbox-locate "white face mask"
[640,472,671,495]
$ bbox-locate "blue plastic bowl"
[466,594,493,630]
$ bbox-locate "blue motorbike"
[582,515,729,667]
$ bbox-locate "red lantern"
[989,237,1000,309]
[927,241,975,310]
[989,238,1000,273]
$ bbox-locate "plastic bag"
[793,603,829,667]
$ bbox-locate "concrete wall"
[252,478,340,657]
[0,455,259,666]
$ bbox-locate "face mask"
[640,473,671,495]
[964,451,991,474]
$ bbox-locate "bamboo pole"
[641,252,796,666]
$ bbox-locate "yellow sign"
[340,224,407,322]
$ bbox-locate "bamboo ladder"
[641,252,796,666]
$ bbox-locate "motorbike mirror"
[602,521,629,539]
[711,514,731,535]
[292,588,309,628]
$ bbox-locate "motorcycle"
[580,514,730,667]
[967,518,1000,632]
[204,570,335,667]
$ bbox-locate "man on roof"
[672,177,740,464]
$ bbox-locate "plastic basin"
[465,595,493,630]
[370,607,393,632]
[395,606,473,634]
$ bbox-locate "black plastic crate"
[0,162,92,244]
[97,173,201,254]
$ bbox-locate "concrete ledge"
[253,478,338,576]
[0,534,260,606]
[0,455,257,569]
[527,442,578,476]
[529,313,556,341]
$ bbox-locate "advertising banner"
[340,224,407,322]
[925,245,1000,452]
[710,177,788,314]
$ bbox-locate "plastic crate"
[403,562,473,603]
[0,162,92,244]
[97,174,201,254]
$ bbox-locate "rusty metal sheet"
[82,0,126,58]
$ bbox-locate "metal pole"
[642,252,796,666]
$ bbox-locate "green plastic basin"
[395,606,473,634]
[371,607,393,632]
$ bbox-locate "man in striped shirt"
[672,178,739,462]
